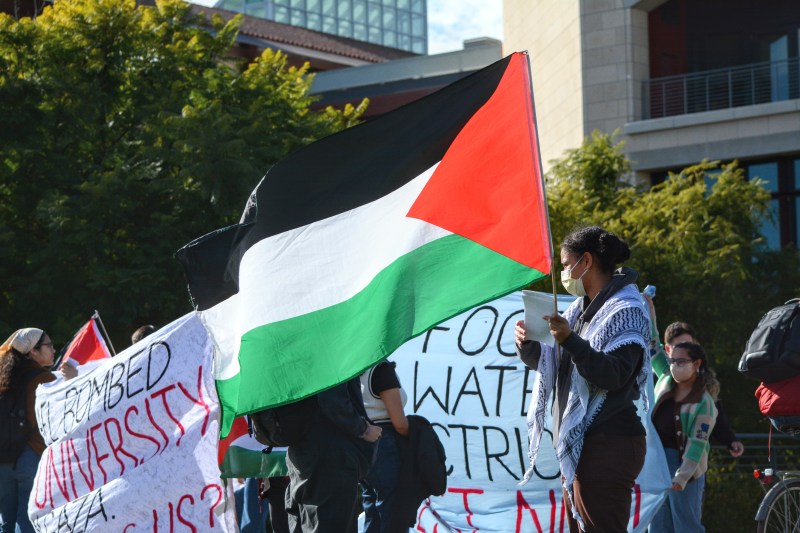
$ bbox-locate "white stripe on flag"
[203,164,450,380]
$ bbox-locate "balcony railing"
[642,58,800,120]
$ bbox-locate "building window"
[382,7,395,31]
[223,0,244,11]
[368,26,381,44]
[748,163,781,250]
[338,0,350,19]
[398,32,410,50]
[368,2,381,26]
[275,5,290,23]
[411,12,424,34]
[795,159,800,243]
[397,10,410,34]
[652,156,800,249]
[232,0,424,53]
[353,0,366,23]
[246,1,265,16]
[338,19,353,37]
[307,12,322,29]
[353,23,367,40]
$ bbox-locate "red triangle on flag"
[62,319,111,366]
[218,416,250,466]
[407,52,551,273]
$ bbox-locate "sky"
[426,0,503,55]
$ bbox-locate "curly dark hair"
[561,226,631,274]
[0,348,24,395]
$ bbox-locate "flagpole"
[523,51,561,356]
[94,310,117,357]
[522,50,558,314]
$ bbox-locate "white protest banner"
[391,292,671,532]
[29,313,237,532]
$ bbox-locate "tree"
[533,131,800,431]
[0,0,366,347]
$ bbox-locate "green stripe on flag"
[219,446,288,479]
[219,234,546,427]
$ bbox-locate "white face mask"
[670,364,696,382]
[561,257,589,297]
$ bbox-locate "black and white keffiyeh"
[520,284,651,529]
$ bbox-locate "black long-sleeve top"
[517,268,646,441]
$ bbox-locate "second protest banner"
[29,314,237,532]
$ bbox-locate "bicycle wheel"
[756,479,800,533]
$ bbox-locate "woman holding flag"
[515,226,651,533]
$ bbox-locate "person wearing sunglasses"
[0,328,58,533]
[649,340,718,533]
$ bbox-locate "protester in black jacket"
[284,378,381,533]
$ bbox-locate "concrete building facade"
[503,0,800,248]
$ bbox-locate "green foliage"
[705,442,800,532]
[0,0,366,347]
[703,467,764,532]
[532,131,800,432]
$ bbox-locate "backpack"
[739,299,800,383]
[248,395,318,448]
[0,369,43,464]
[412,415,447,498]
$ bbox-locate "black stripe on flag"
[177,54,514,311]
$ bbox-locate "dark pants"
[563,433,646,533]
[263,476,290,533]
[285,434,368,533]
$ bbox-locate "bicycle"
[754,467,800,532]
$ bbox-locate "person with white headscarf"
[0,328,57,533]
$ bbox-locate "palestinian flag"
[218,416,288,478]
[177,52,552,436]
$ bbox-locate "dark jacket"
[517,267,646,439]
[17,359,53,455]
[387,415,446,533]
[313,377,375,477]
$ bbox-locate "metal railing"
[642,58,800,120]
[710,432,800,477]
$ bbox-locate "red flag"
[62,319,111,365]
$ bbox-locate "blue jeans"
[234,478,269,533]
[649,447,706,533]
[360,427,401,533]
[0,446,40,533]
